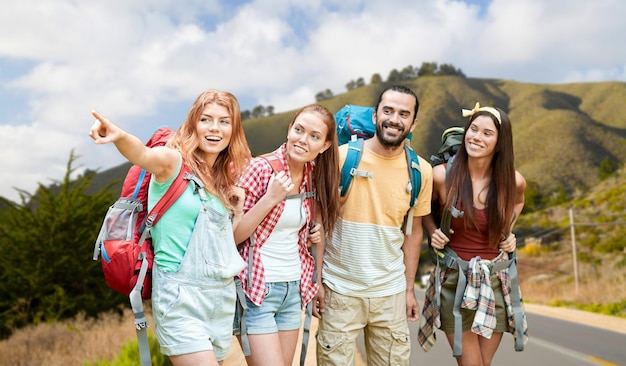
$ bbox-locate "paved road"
[355,287,626,365]
[224,286,625,365]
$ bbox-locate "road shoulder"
[524,302,626,334]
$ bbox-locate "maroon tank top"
[445,205,500,261]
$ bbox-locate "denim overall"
[152,183,245,359]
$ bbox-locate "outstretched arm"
[89,110,178,182]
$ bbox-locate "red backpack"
[92,127,193,365]
[92,127,190,299]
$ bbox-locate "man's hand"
[406,290,420,322]
[312,285,326,318]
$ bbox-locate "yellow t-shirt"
[323,143,432,296]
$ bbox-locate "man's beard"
[375,120,411,148]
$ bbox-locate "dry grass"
[0,309,138,366]
[1,249,624,365]
[0,307,321,366]
[517,249,626,309]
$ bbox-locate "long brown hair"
[444,107,516,247]
[288,104,340,236]
[168,89,251,209]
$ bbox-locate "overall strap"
[131,163,191,366]
[235,280,251,356]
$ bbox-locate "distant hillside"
[84,162,132,196]
[9,77,626,203]
[242,77,626,196]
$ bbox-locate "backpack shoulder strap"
[339,137,373,197]
[404,142,421,208]
[402,143,421,235]
[261,152,315,200]
[132,169,148,200]
[440,156,464,238]
[260,152,284,173]
[144,164,191,230]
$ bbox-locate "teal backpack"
[334,104,422,232]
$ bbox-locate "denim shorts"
[152,268,236,359]
[242,280,303,334]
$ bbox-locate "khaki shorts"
[439,268,508,333]
[316,284,410,366]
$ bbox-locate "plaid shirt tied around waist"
[418,250,528,352]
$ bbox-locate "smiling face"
[195,102,233,166]
[464,114,499,158]
[373,90,417,148]
[285,110,331,165]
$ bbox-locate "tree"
[315,89,334,102]
[387,69,400,83]
[241,110,251,120]
[0,151,126,339]
[266,105,275,116]
[598,157,616,180]
[251,105,265,119]
[370,73,383,84]
[345,80,356,91]
[400,65,417,80]
[356,77,365,87]
[417,62,438,77]
[438,63,465,77]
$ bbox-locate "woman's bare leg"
[446,330,503,366]
[169,350,219,366]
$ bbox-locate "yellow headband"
[462,102,501,125]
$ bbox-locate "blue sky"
[1,0,625,202]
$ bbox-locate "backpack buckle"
[350,168,373,178]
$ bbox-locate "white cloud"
[0,0,625,202]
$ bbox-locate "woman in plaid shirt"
[233,104,340,366]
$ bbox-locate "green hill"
[9,76,626,203]
[242,77,626,196]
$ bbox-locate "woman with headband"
[418,102,528,366]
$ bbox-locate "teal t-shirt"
[148,155,227,272]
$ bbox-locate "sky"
[1,0,625,203]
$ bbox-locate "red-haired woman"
[90,89,251,366]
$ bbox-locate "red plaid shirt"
[237,144,317,307]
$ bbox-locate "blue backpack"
[334,104,422,225]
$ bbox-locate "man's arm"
[402,215,423,322]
